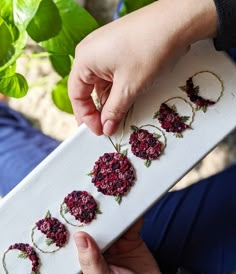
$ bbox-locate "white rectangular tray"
[1,40,236,274]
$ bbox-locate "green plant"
[0,0,155,114]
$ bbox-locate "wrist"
[150,0,218,48]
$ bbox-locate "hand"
[68,0,217,136]
[74,219,161,274]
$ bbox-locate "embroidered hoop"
[129,124,167,167]
[2,243,40,274]
[153,96,195,138]
[31,211,68,254]
[179,70,224,112]
[89,152,136,204]
[60,191,102,227]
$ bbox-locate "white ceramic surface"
[1,40,236,274]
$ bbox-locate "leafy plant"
[0,0,156,113]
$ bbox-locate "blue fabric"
[0,102,59,196]
[141,165,236,274]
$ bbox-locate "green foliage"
[0,65,28,98]
[120,0,156,16]
[27,0,62,42]
[52,76,73,114]
[0,0,155,113]
[49,55,73,77]
[41,0,99,56]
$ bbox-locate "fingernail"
[103,120,118,136]
[75,235,88,251]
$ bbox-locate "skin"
[74,219,161,274]
[69,0,218,272]
[68,0,217,136]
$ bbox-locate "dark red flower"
[8,243,40,272]
[154,103,190,136]
[36,214,68,248]
[183,77,215,109]
[129,128,163,161]
[64,191,99,224]
[91,153,135,198]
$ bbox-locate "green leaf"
[123,0,155,13]
[0,63,16,78]
[45,210,51,218]
[144,159,151,167]
[14,0,42,28]
[18,252,28,259]
[0,25,27,72]
[121,149,128,156]
[1,0,42,28]
[0,72,28,98]
[180,116,189,123]
[171,104,177,112]
[153,111,160,119]
[52,76,73,114]
[49,55,73,77]
[153,133,161,139]
[115,196,122,205]
[0,16,15,66]
[179,86,186,92]
[27,0,62,42]
[87,171,93,177]
[32,272,40,274]
[202,106,207,113]
[62,204,69,214]
[175,133,183,138]
[46,238,54,246]
[130,125,138,132]
[41,0,99,56]
[96,208,102,214]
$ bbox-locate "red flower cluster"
[155,103,190,134]
[64,191,98,224]
[36,216,68,248]
[92,153,135,197]
[129,128,162,160]
[184,77,215,108]
[8,243,40,272]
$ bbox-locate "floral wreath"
[179,70,224,112]
[2,243,40,274]
[88,151,136,205]
[31,211,68,254]
[153,96,195,138]
[60,190,102,227]
[129,124,167,167]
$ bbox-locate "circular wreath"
[2,243,40,274]
[129,125,166,167]
[154,97,194,138]
[60,190,102,226]
[31,211,68,253]
[90,152,135,204]
[179,70,224,112]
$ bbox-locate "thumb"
[101,79,136,136]
[74,232,110,274]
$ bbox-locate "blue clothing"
[0,102,59,196]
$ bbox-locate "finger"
[68,64,103,136]
[101,78,136,136]
[74,232,111,274]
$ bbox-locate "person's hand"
[73,219,161,274]
[68,0,217,136]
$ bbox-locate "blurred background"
[6,0,236,191]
